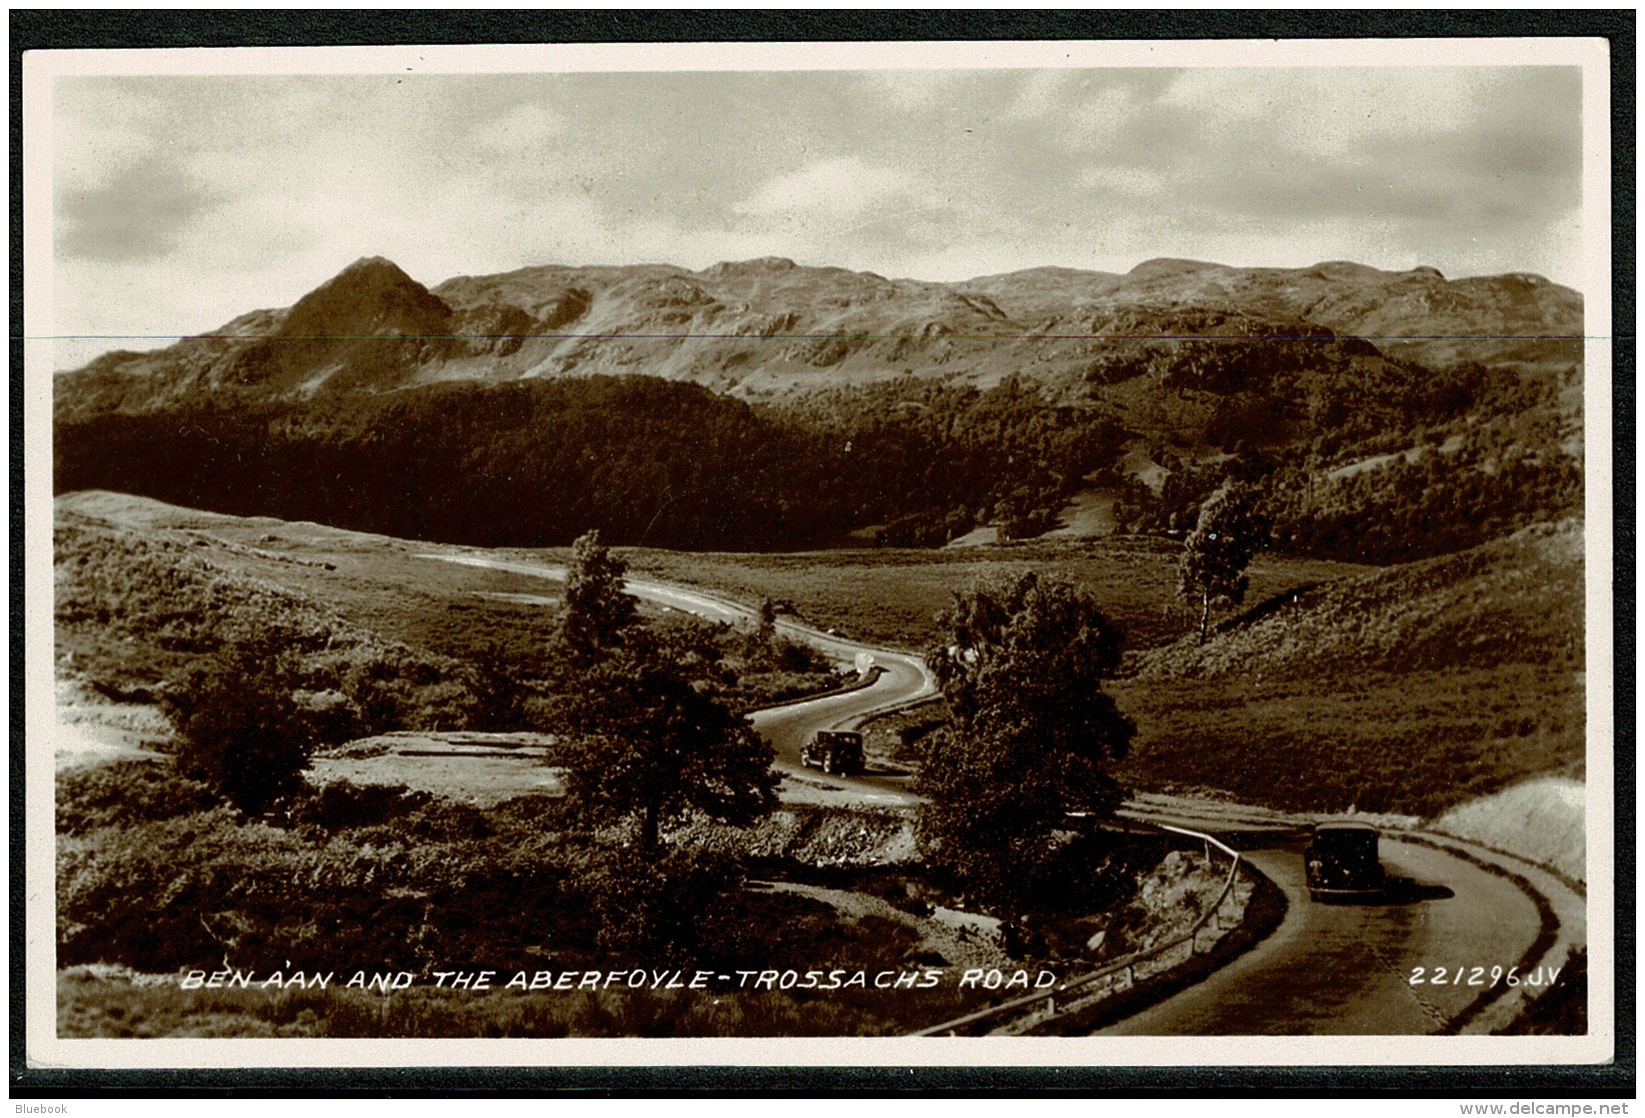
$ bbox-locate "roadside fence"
[908,822,1243,1037]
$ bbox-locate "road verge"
[909,824,1274,1037]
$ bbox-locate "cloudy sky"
[45,56,1586,369]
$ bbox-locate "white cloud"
[1004,70,1083,120]
[1062,86,1144,146]
[860,70,980,112]
[53,85,165,194]
[1080,164,1170,197]
[471,102,563,153]
[1158,68,1505,159]
[737,157,917,222]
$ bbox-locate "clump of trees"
[1110,366,1578,570]
[55,378,832,551]
[54,374,1125,552]
[787,375,1128,545]
[1261,412,1581,565]
[917,572,1135,925]
[739,596,833,675]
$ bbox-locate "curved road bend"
[419,551,932,804]
[420,550,1572,1034]
[1100,837,1546,1035]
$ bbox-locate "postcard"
[20,32,1616,1079]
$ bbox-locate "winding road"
[419,549,1584,1036]
[423,550,933,804]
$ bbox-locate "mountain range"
[54,254,1583,420]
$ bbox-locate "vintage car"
[800,730,864,776]
[1304,820,1386,902]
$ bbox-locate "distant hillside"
[986,257,1583,380]
[1135,518,1583,681]
[1114,519,1585,817]
[54,253,1582,421]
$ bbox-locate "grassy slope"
[626,540,1363,654]
[56,490,570,685]
[1114,520,1585,817]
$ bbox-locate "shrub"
[571,843,749,960]
[286,780,434,830]
[56,758,217,836]
[58,808,271,970]
[58,808,575,972]
[161,644,318,815]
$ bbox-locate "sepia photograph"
[20,28,1618,1080]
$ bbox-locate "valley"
[45,248,1593,1041]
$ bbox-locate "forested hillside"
[56,376,1127,552]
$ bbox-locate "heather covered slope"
[1114,519,1586,817]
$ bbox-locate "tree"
[917,572,1135,921]
[561,626,779,852]
[742,596,779,664]
[1177,481,1272,644]
[160,642,317,815]
[552,529,640,666]
[551,531,778,852]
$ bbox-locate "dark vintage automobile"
[1304,820,1386,902]
[800,730,864,776]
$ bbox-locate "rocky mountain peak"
[279,256,450,341]
[341,254,408,276]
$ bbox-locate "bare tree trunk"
[640,801,660,854]
[1199,591,1210,645]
